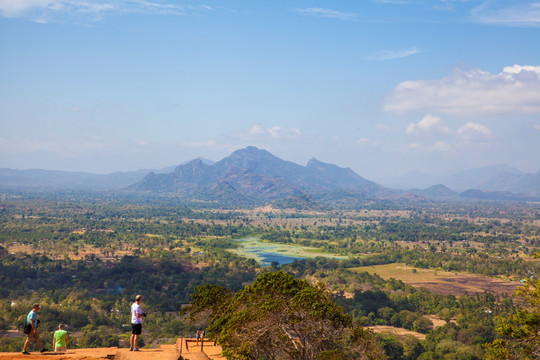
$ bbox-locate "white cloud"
[402,141,455,153]
[406,114,493,143]
[234,125,301,140]
[0,0,214,22]
[0,0,115,19]
[356,137,371,145]
[0,0,50,17]
[369,47,420,61]
[405,143,422,151]
[406,114,452,136]
[533,124,540,131]
[135,140,151,146]
[457,122,492,139]
[293,7,356,20]
[472,1,540,27]
[432,141,455,153]
[356,137,381,147]
[372,0,414,4]
[183,140,220,149]
[384,65,540,116]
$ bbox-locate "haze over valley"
[1,1,539,359]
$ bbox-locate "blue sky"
[1,0,539,180]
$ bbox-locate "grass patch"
[352,263,518,296]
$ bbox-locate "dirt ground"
[0,339,225,360]
[0,347,118,360]
[412,275,518,296]
[368,326,426,340]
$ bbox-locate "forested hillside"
[0,193,538,359]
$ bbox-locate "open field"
[352,263,519,296]
[6,243,134,261]
[368,326,426,340]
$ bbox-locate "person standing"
[22,304,47,355]
[53,324,69,352]
[130,295,145,351]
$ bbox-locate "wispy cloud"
[0,135,125,155]
[233,125,301,140]
[432,141,455,153]
[369,47,420,60]
[293,7,356,20]
[384,65,540,116]
[376,124,400,132]
[457,122,492,139]
[406,114,452,137]
[355,137,381,147]
[402,141,456,153]
[181,140,237,153]
[406,114,492,141]
[0,0,215,23]
[374,0,471,10]
[471,1,540,27]
[372,0,413,4]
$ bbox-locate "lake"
[229,236,344,266]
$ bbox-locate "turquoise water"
[230,236,343,267]
[256,252,307,267]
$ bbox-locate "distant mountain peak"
[231,146,271,157]
[306,158,322,165]
[130,147,391,206]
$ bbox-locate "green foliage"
[183,284,233,324]
[484,260,540,359]
[187,271,385,360]
[0,336,25,352]
[0,195,538,358]
[377,334,404,360]
[79,325,119,348]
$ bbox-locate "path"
[0,338,225,360]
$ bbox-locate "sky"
[0,0,539,180]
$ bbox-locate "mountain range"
[1,147,538,205]
[130,147,392,206]
[379,164,540,197]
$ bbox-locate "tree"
[484,252,540,360]
[185,271,385,360]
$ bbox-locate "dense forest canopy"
[0,192,538,359]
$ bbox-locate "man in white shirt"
[130,295,144,351]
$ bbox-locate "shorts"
[26,331,39,341]
[54,346,66,352]
[132,323,142,335]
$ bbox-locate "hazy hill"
[131,146,391,205]
[478,170,540,197]
[381,170,438,190]
[459,189,539,202]
[381,164,539,197]
[446,164,523,191]
[407,184,458,200]
[0,168,150,189]
[0,159,214,191]
[3,149,537,204]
